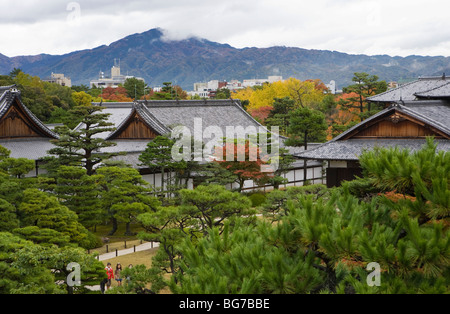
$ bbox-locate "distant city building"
[43,73,72,87]
[326,80,336,94]
[242,76,283,88]
[189,76,283,98]
[90,59,145,89]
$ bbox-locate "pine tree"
[17,188,89,246]
[0,199,20,232]
[96,166,159,236]
[54,166,102,230]
[47,104,118,176]
[137,185,253,292]
[339,72,388,121]
[139,135,187,194]
[0,233,63,294]
[172,139,449,294]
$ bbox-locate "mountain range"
[1,28,450,90]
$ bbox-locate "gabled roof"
[367,76,450,103]
[93,102,171,140]
[295,139,450,161]
[334,101,450,141]
[139,99,268,138]
[0,85,59,139]
[75,99,272,155]
[93,99,268,141]
[0,85,59,161]
[415,82,450,99]
[296,100,450,161]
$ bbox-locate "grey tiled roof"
[297,100,450,161]
[400,101,450,135]
[135,103,172,135]
[0,86,59,161]
[102,140,151,154]
[415,82,450,98]
[0,86,59,139]
[297,139,450,161]
[332,101,450,143]
[368,76,450,103]
[0,138,56,160]
[141,99,267,138]
[93,99,269,140]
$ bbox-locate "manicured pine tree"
[0,144,35,178]
[47,103,118,176]
[173,139,449,294]
[139,135,186,194]
[286,106,328,183]
[0,233,63,294]
[137,184,253,292]
[0,198,20,232]
[54,166,103,230]
[338,72,388,121]
[16,188,89,247]
[96,166,160,236]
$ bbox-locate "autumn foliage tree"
[328,92,361,139]
[215,139,273,192]
[233,78,325,113]
[100,86,133,102]
[247,105,272,124]
[339,72,387,121]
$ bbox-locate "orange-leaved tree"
[100,86,133,102]
[328,92,361,139]
[214,139,274,192]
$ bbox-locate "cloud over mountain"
[1,28,450,90]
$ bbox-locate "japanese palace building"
[296,76,450,188]
[0,85,323,189]
[0,85,59,176]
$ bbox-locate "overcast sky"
[1,0,449,58]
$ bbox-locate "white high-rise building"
[90,59,145,89]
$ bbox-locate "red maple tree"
[214,139,273,192]
[100,87,134,102]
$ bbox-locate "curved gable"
[341,109,448,140]
[107,108,162,140]
[0,94,58,140]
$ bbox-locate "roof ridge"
[0,90,59,139]
[136,104,171,134]
[400,105,450,135]
[136,99,236,108]
[0,85,17,92]
[414,81,450,96]
[16,94,59,139]
[367,79,419,101]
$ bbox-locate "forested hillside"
[2,28,450,90]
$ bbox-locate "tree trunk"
[124,222,133,236]
[161,166,165,192]
[108,217,118,236]
[359,95,364,121]
[303,132,308,185]
[238,177,245,193]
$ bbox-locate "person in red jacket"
[105,263,114,291]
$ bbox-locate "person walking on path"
[115,263,123,287]
[105,263,114,291]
